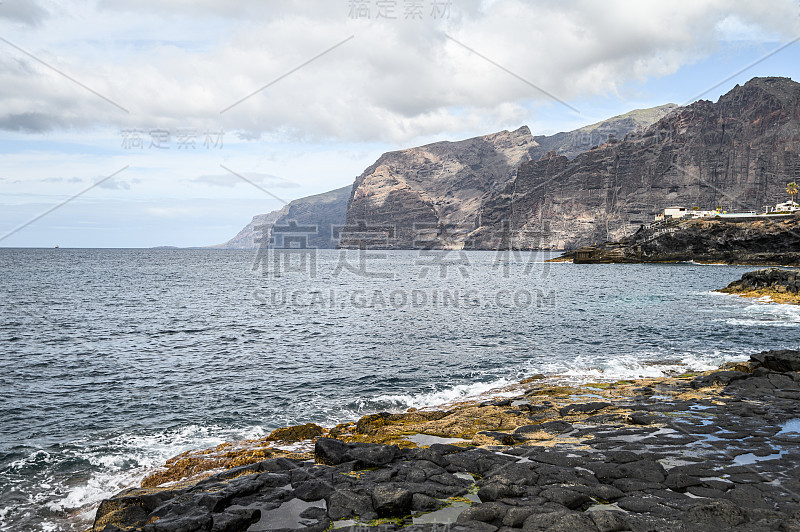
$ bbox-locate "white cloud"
[0,0,798,143]
[0,0,50,26]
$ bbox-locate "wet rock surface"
[94,350,800,531]
[554,216,800,266]
[718,268,800,304]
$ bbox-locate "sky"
[1,0,800,248]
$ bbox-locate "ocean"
[1,248,798,531]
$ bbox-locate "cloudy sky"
[2,0,800,247]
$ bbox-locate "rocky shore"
[552,215,800,265]
[92,350,800,532]
[718,268,800,305]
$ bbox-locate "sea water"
[1,248,797,531]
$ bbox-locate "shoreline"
[716,268,800,305]
[130,362,744,491]
[89,350,800,531]
[548,256,800,268]
[718,289,800,306]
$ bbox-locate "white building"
[654,206,689,221]
[769,201,800,213]
[654,200,798,223]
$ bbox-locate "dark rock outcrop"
[95,349,800,532]
[750,349,800,372]
[556,214,800,265]
[719,267,800,298]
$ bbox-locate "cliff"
[530,104,678,160]
[343,126,537,248]
[221,77,800,252]
[212,186,351,249]
[471,77,800,250]
[343,105,676,249]
[555,214,800,265]
[209,208,289,249]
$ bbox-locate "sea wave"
[2,424,268,532]
[373,377,517,410]
[366,348,747,412]
[726,302,800,327]
[539,351,746,384]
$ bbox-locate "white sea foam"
[374,377,516,410]
[532,349,748,385]
[370,346,754,411]
[40,424,269,530]
[726,302,800,327]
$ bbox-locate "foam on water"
[726,302,800,327]
[1,424,268,532]
[534,350,747,384]
[367,348,747,412]
[374,376,516,410]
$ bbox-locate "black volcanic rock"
[94,349,800,532]
[557,214,800,265]
[721,268,800,294]
[750,349,800,372]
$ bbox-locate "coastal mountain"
[340,105,677,249]
[217,106,675,249]
[214,76,796,253]
[209,209,289,249]
[471,77,800,250]
[530,104,678,160]
[212,186,351,249]
[343,126,539,248]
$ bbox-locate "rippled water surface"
[1,248,798,530]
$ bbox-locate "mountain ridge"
[216,103,677,250]
[469,76,800,249]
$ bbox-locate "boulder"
[266,423,324,442]
[314,438,397,469]
[371,485,412,517]
[750,350,800,372]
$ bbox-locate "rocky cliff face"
[213,186,351,249]
[343,126,537,248]
[343,105,675,249]
[209,208,289,249]
[530,104,678,161]
[472,77,800,250]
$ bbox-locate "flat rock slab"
[93,351,800,531]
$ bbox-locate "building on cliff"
[654,199,798,223]
[768,201,800,214]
